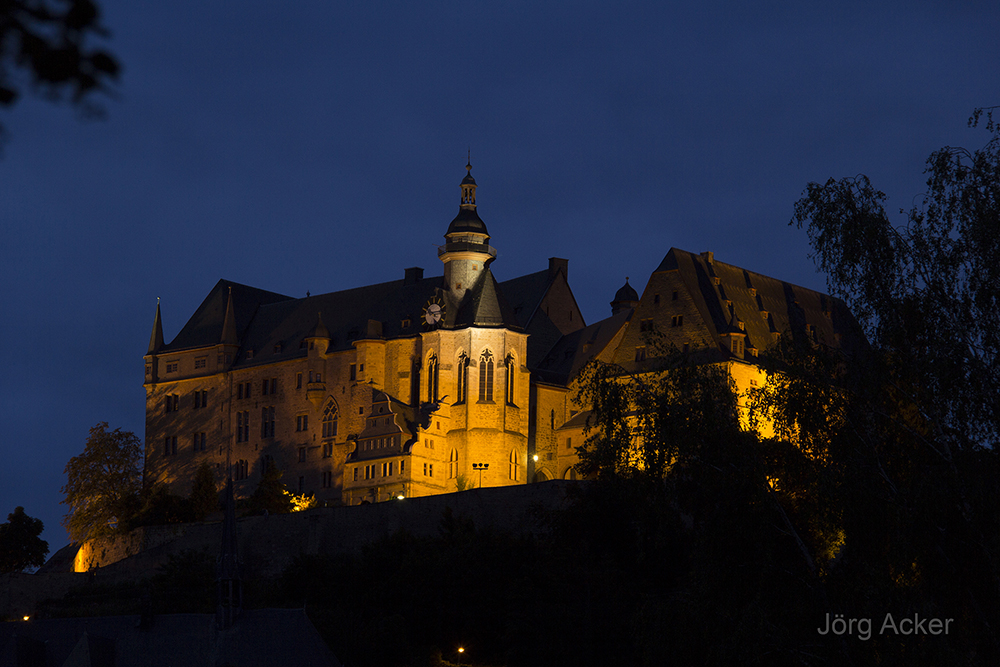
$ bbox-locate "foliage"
[0,0,119,144]
[454,473,472,491]
[61,422,142,543]
[245,460,292,514]
[0,506,49,573]
[188,462,219,521]
[123,483,192,530]
[287,491,317,512]
[574,352,742,483]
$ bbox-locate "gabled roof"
[162,280,292,353]
[498,269,551,329]
[658,248,862,354]
[534,310,631,385]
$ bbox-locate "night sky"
[2,1,998,555]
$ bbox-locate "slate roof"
[534,310,631,385]
[161,280,292,353]
[451,269,521,329]
[158,265,539,371]
[498,270,551,329]
[0,609,341,666]
[655,248,863,355]
[447,205,489,236]
[612,278,639,303]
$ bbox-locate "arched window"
[563,466,578,481]
[479,350,494,402]
[427,354,439,402]
[322,399,338,438]
[504,354,516,405]
[456,354,469,403]
[449,449,459,479]
[508,449,519,481]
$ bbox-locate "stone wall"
[68,481,578,579]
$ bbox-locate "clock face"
[422,296,446,328]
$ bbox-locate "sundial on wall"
[422,294,447,329]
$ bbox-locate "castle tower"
[439,161,497,305]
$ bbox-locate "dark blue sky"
[2,1,998,554]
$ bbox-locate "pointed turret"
[220,287,238,345]
[439,161,497,304]
[147,299,164,354]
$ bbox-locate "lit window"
[505,354,516,406]
[427,354,439,402]
[478,350,494,402]
[456,354,469,403]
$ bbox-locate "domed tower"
[439,161,497,304]
[611,277,640,315]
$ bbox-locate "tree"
[757,108,1000,662]
[245,460,292,514]
[188,462,219,521]
[0,0,119,145]
[0,506,49,573]
[61,422,142,543]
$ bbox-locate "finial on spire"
[467,148,472,171]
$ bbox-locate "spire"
[147,298,164,354]
[447,161,489,237]
[216,477,242,630]
[309,311,329,340]
[220,286,238,345]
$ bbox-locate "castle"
[142,164,858,504]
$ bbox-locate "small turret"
[611,278,639,315]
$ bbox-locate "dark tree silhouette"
[0,506,49,573]
[0,0,119,143]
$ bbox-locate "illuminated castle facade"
[143,165,858,503]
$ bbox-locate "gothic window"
[456,354,469,404]
[504,354,516,405]
[448,449,458,479]
[478,350,494,402]
[509,449,519,481]
[427,354,439,402]
[322,400,338,438]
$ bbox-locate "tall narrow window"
[448,449,458,479]
[504,354,516,405]
[479,350,494,402]
[322,400,338,438]
[456,354,469,403]
[509,449,519,481]
[427,354,439,402]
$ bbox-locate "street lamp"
[457,646,465,666]
[471,462,489,487]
